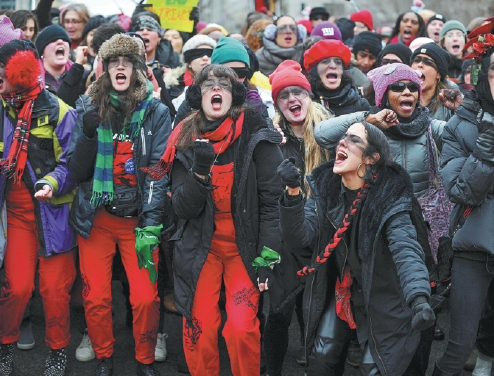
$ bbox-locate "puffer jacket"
[439,92,494,255]
[279,161,431,376]
[150,39,182,71]
[0,90,78,260]
[256,38,304,76]
[67,95,172,239]
[314,109,445,197]
[170,108,283,320]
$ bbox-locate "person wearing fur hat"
[411,42,463,121]
[66,33,172,376]
[143,63,283,376]
[426,14,446,44]
[352,31,382,74]
[262,59,331,375]
[304,39,370,116]
[256,15,306,76]
[164,35,216,103]
[439,20,468,80]
[0,39,78,376]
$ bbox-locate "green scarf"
[252,247,281,272]
[91,81,154,206]
[134,224,163,283]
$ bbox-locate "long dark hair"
[10,10,39,41]
[175,65,244,151]
[360,121,392,181]
[389,12,426,43]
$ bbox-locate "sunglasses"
[277,24,297,33]
[389,81,420,93]
[230,67,251,79]
[412,56,438,70]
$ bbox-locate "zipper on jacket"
[148,181,154,205]
[369,313,389,376]
[141,127,146,156]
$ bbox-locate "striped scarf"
[0,84,43,184]
[91,81,154,207]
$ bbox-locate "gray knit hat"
[182,35,216,54]
[440,20,467,41]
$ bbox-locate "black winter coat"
[170,109,284,320]
[67,95,172,238]
[313,84,370,117]
[279,161,431,376]
[439,92,494,255]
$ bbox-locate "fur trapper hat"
[99,33,143,63]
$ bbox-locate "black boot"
[95,356,113,376]
[137,361,160,376]
[43,348,67,376]
[0,343,14,376]
[432,362,461,376]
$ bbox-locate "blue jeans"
[438,256,494,373]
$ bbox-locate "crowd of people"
[0,1,492,376]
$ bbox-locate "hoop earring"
[357,162,367,178]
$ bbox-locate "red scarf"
[1,84,43,183]
[142,112,244,180]
[183,70,194,87]
[335,265,357,329]
[389,34,417,47]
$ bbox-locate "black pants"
[476,278,494,358]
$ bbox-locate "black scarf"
[370,105,430,140]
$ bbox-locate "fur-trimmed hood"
[164,65,187,88]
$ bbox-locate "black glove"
[82,111,101,139]
[277,157,301,189]
[411,301,436,331]
[189,6,200,22]
[192,141,215,176]
[258,266,275,290]
[473,112,494,163]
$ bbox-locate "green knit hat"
[211,36,250,67]
[440,20,467,41]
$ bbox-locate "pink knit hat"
[0,17,23,47]
[367,63,422,107]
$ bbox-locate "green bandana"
[91,81,154,207]
[252,247,281,272]
[134,224,163,283]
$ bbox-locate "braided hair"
[298,122,391,276]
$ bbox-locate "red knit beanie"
[269,60,312,105]
[350,10,374,31]
[303,39,352,72]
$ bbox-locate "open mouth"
[211,94,222,110]
[326,72,338,83]
[452,44,461,53]
[284,36,292,43]
[434,31,439,37]
[289,104,301,116]
[116,73,127,84]
[400,99,414,111]
[56,47,65,57]
[335,149,348,164]
[143,38,150,47]
[403,29,412,39]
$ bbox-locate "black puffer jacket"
[313,83,370,117]
[170,109,283,319]
[439,92,494,255]
[279,161,431,376]
[67,95,172,238]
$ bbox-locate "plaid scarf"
[91,81,154,207]
[0,84,43,184]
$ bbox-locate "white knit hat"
[182,35,216,54]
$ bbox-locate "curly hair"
[245,19,273,52]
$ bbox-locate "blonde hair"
[61,4,90,26]
[274,102,331,195]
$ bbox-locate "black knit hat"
[0,39,39,66]
[310,7,330,21]
[377,43,412,66]
[336,18,355,42]
[427,14,446,25]
[353,31,382,57]
[35,25,70,56]
[81,16,108,42]
[411,42,451,82]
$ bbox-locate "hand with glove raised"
[258,266,275,292]
[192,140,215,178]
[411,298,436,331]
[473,112,494,163]
[277,157,301,188]
[82,111,101,139]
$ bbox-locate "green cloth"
[134,224,163,283]
[252,246,281,272]
[211,36,250,67]
[91,80,154,207]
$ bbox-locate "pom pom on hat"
[269,60,311,105]
[304,39,351,71]
[367,63,422,107]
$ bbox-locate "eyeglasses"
[277,87,309,102]
[230,67,251,79]
[389,81,420,93]
[201,77,232,93]
[108,57,134,69]
[63,19,83,26]
[318,57,344,68]
[412,56,437,70]
[277,24,297,34]
[380,58,402,66]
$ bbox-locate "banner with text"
[147,0,198,33]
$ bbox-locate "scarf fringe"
[141,159,173,181]
[90,191,114,207]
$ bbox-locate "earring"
[189,65,191,68]
[357,162,367,178]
